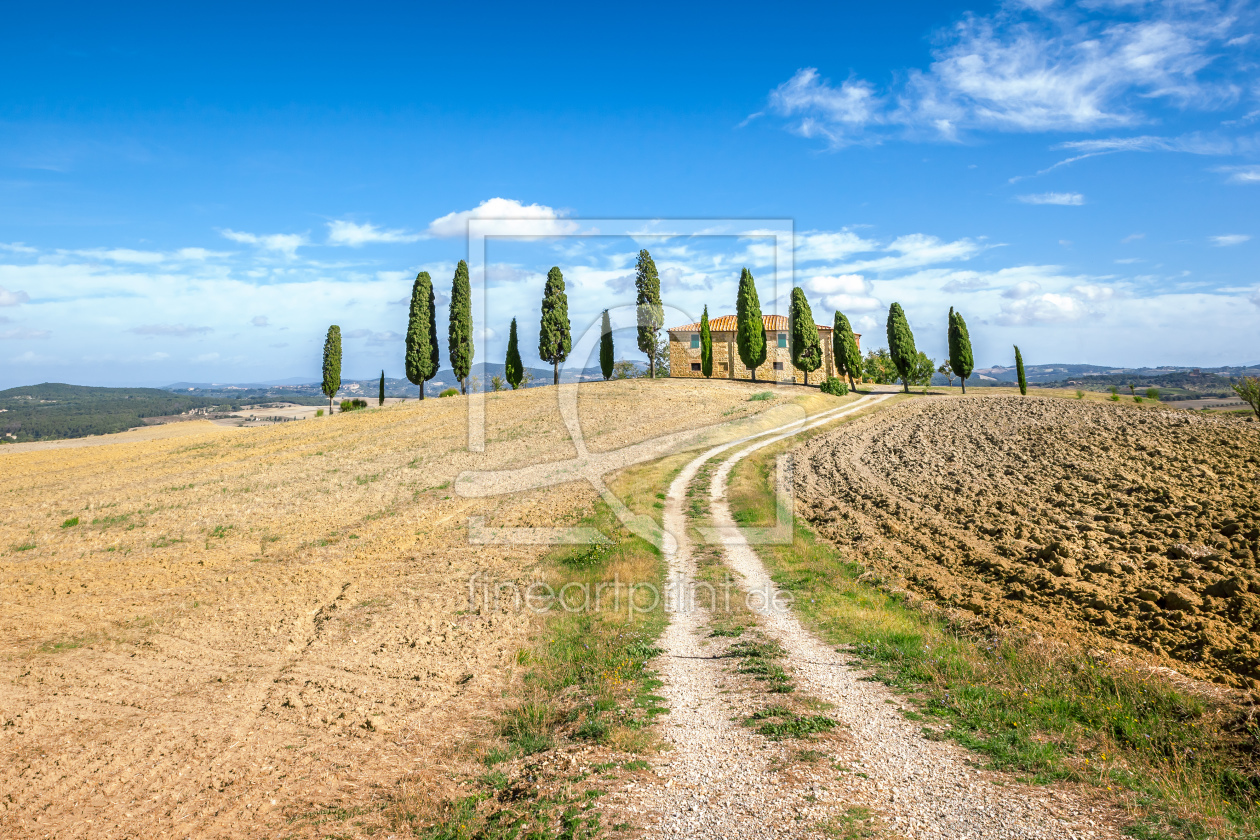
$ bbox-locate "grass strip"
[726,411,1260,840]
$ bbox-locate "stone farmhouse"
[667,314,860,384]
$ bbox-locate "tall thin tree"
[539,266,571,385]
[599,309,614,381]
[735,268,766,383]
[505,317,524,389]
[405,271,439,400]
[947,307,974,394]
[378,370,385,406]
[833,311,862,390]
[886,302,917,394]
[789,287,822,386]
[448,260,473,394]
[321,325,342,413]
[1014,345,1028,396]
[635,250,664,378]
[699,305,713,379]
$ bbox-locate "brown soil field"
[796,395,1260,689]
[0,378,786,839]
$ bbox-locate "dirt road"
[621,391,1122,838]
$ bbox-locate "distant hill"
[0,383,259,443]
[960,363,1259,397]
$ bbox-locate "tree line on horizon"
[313,248,1022,409]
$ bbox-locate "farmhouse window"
[691,362,701,372]
[773,361,784,370]
[719,362,728,371]
[690,334,700,349]
[777,333,787,348]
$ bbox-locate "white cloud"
[1216,165,1260,184]
[251,316,270,327]
[0,329,50,340]
[73,248,166,264]
[1016,192,1084,205]
[1002,279,1042,299]
[344,329,403,345]
[175,247,232,260]
[11,350,62,365]
[128,324,214,337]
[0,243,37,254]
[220,229,308,257]
[0,286,30,306]
[761,2,1251,147]
[1251,288,1260,308]
[1122,232,1146,243]
[193,353,220,363]
[426,198,577,238]
[996,293,1091,325]
[838,234,987,274]
[1211,234,1251,246]
[795,230,879,262]
[326,220,423,247]
[805,273,882,312]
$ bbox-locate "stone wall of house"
[667,329,837,384]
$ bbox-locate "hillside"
[0,383,253,443]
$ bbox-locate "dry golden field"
[0,378,785,839]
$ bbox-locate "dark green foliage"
[699,306,713,378]
[539,266,572,385]
[735,268,766,382]
[0,384,251,443]
[789,287,822,385]
[1015,345,1028,395]
[820,377,848,396]
[1233,376,1260,419]
[948,307,974,394]
[863,348,899,384]
[339,398,368,412]
[448,260,473,394]
[322,325,342,411]
[634,250,664,377]
[833,311,862,389]
[404,271,439,400]
[378,370,385,406]
[439,388,459,398]
[599,310,614,381]
[505,317,524,389]
[885,303,917,393]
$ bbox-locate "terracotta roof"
[669,314,845,334]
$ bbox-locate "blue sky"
[1,0,1257,388]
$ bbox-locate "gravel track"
[626,392,1123,839]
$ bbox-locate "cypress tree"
[886,302,917,394]
[635,250,664,378]
[378,370,385,406]
[505,317,524,389]
[735,268,766,382]
[321,325,342,413]
[789,287,822,386]
[947,307,975,394]
[699,306,713,379]
[833,311,862,390]
[1015,345,1028,395]
[599,309,614,381]
[448,260,473,394]
[404,271,439,400]
[538,266,571,385]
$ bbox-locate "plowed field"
[797,396,1260,688]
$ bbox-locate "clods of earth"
[796,396,1260,688]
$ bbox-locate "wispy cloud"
[760,2,1254,148]
[251,315,270,327]
[344,329,403,345]
[326,220,423,247]
[0,328,50,340]
[220,229,308,257]
[1017,192,1084,205]
[426,198,577,238]
[0,243,38,254]
[128,324,214,337]
[1215,164,1260,183]
[1210,234,1252,246]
